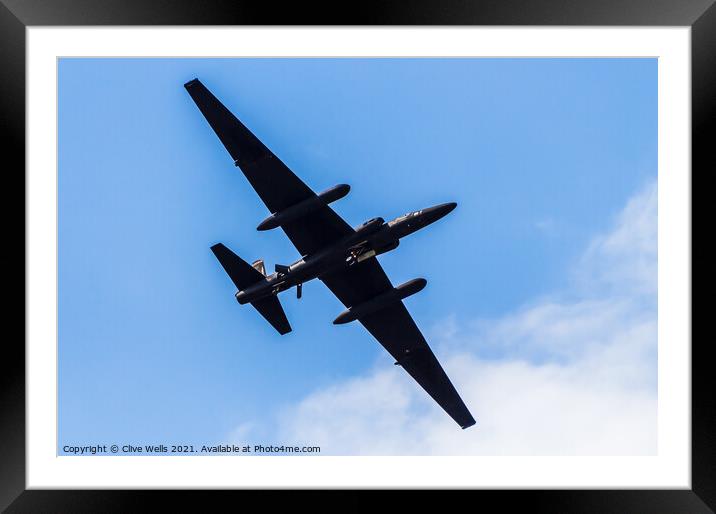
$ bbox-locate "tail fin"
[210,244,292,335]
[251,296,292,335]
[251,259,266,276]
[210,243,264,290]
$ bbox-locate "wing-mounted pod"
[257,184,350,231]
[333,278,427,325]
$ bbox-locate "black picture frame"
[2,1,709,511]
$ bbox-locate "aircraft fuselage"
[235,202,456,304]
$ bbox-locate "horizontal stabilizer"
[251,296,292,335]
[210,243,264,290]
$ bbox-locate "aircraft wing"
[184,79,354,256]
[320,260,476,429]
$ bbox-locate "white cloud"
[270,180,658,455]
[226,422,254,444]
[577,180,657,298]
[534,217,560,236]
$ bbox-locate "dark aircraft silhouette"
[185,78,476,429]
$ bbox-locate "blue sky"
[58,58,656,454]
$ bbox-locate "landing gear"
[297,283,302,299]
[346,247,376,266]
